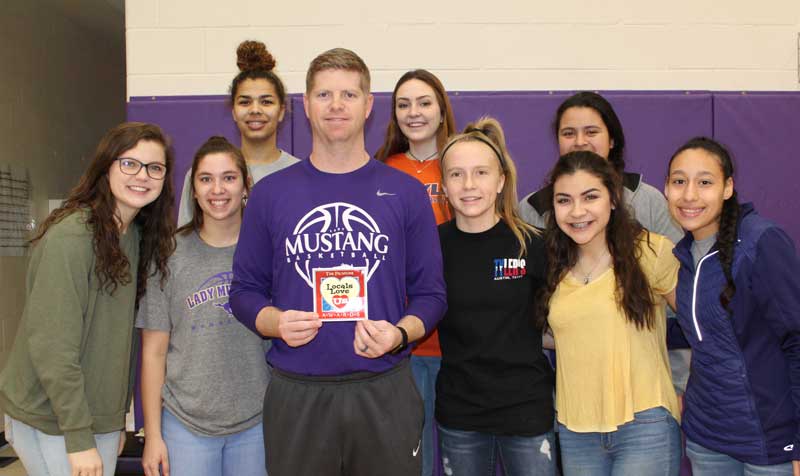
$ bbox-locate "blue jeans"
[438,424,556,476]
[686,438,793,476]
[411,354,440,476]
[558,406,681,476]
[4,415,120,476]
[161,408,266,476]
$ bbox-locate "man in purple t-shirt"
[230,48,446,476]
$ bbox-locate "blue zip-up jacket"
[673,203,800,464]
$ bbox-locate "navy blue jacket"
[673,203,800,464]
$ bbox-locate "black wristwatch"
[391,325,409,354]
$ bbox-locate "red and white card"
[313,267,368,321]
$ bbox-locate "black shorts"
[263,359,424,476]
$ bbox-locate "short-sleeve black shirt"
[435,219,554,436]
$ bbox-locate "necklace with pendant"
[577,251,610,285]
[407,150,438,174]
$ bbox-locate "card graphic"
[313,267,368,321]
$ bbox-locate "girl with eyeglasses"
[0,122,176,476]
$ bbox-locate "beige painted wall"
[0,0,125,428]
[127,0,800,97]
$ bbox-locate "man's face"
[303,69,373,145]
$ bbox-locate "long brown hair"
[537,151,655,330]
[440,116,538,258]
[31,122,176,301]
[375,69,457,162]
[177,136,251,236]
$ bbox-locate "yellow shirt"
[549,232,679,432]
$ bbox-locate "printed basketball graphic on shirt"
[185,271,237,332]
[313,267,368,321]
[284,202,390,288]
[493,258,527,281]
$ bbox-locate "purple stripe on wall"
[713,92,800,244]
[127,90,799,476]
[127,97,294,220]
[292,91,713,199]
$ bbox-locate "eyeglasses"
[115,157,167,180]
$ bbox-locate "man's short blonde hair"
[305,48,371,94]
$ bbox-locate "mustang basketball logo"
[284,202,390,287]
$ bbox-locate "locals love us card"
[313,267,368,321]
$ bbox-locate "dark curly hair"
[31,122,176,302]
[229,40,287,107]
[537,151,655,330]
[668,136,739,311]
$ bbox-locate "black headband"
[440,131,506,170]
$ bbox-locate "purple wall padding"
[128,91,800,246]
[713,92,800,244]
[128,96,294,219]
[290,91,713,202]
[125,92,799,471]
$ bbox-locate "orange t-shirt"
[384,153,451,356]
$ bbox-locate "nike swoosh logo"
[376,190,396,196]
[412,439,421,457]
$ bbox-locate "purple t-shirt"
[230,158,446,376]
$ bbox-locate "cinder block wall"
[126,0,800,97]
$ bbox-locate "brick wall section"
[126,0,800,97]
